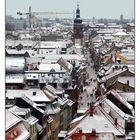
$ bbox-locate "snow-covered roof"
[67,99,74,106]
[58,97,68,106]
[113,31,128,36]
[115,42,124,47]
[37,123,43,133]
[77,108,89,114]
[68,106,124,136]
[104,99,134,119]
[21,96,45,114]
[26,57,42,64]
[6,57,25,72]
[6,49,34,56]
[119,92,134,102]
[6,74,24,84]
[121,50,134,61]
[44,54,86,61]
[74,43,83,49]
[6,110,21,131]
[110,90,133,111]
[58,131,67,138]
[117,77,134,88]
[45,84,57,93]
[101,68,128,82]
[40,59,58,64]
[111,64,134,72]
[6,112,30,140]
[39,63,62,71]
[9,105,38,125]
[97,30,114,34]
[34,41,66,49]
[6,40,36,47]
[70,114,86,124]
[57,57,73,71]
[121,48,134,53]
[45,103,61,115]
[6,89,56,102]
[103,36,114,40]
[38,58,72,72]
[19,34,34,40]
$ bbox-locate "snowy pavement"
[77,51,97,114]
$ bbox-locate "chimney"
[115,55,117,62]
[114,118,118,126]
[72,84,75,89]
[112,67,115,72]
[99,102,102,107]
[91,129,96,136]
[33,92,36,96]
[110,54,113,59]
[79,128,82,134]
[122,66,128,71]
[72,79,76,89]
[127,80,129,86]
[90,102,93,116]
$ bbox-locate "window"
[31,125,33,134]
[48,123,50,131]
[27,82,30,85]
[8,46,12,49]
[30,125,33,135]
[59,74,63,78]
[31,82,34,85]
[123,86,126,92]
[82,135,86,140]
[33,125,35,133]
[25,113,28,119]
[28,82,35,86]
[113,87,116,90]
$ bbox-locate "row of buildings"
[62,17,135,140]
[5,4,88,140]
[5,3,135,140]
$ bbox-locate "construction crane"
[17,6,74,29]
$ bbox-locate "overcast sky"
[6,0,134,19]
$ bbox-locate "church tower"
[73,1,83,45]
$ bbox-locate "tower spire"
[76,0,80,18]
[73,0,83,45]
[77,0,79,9]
